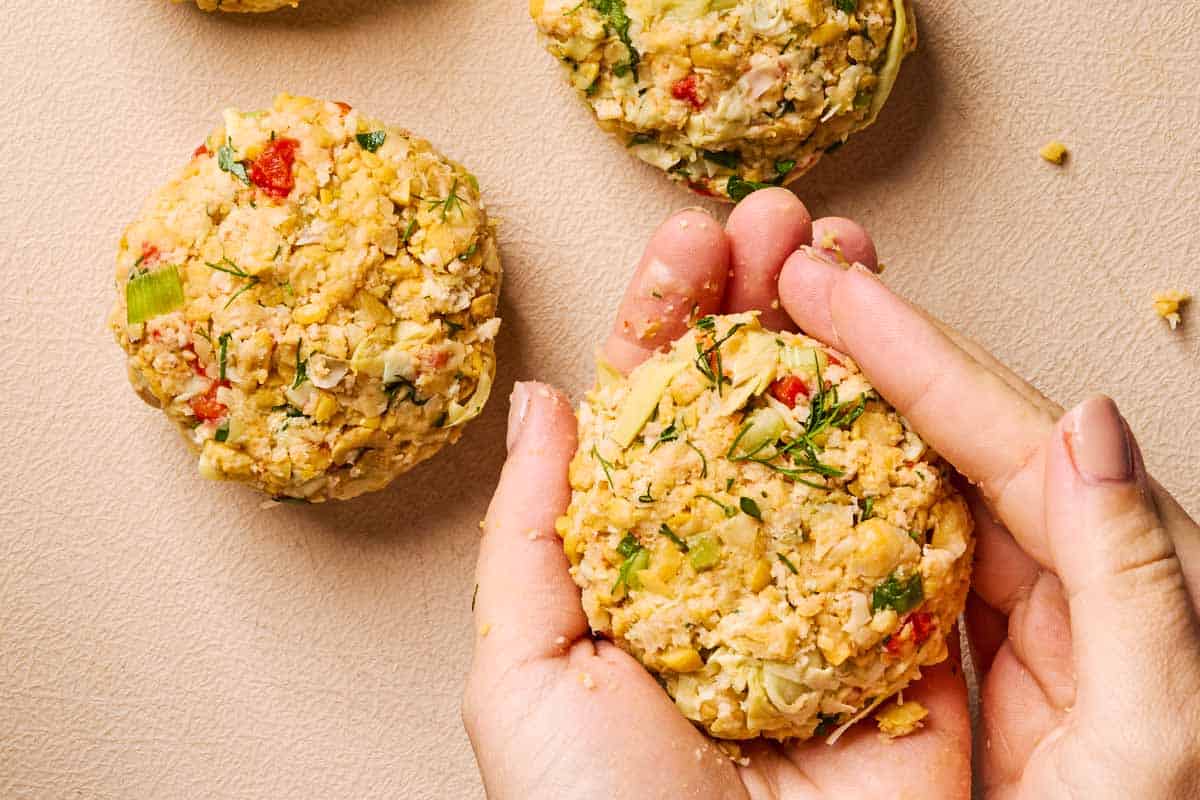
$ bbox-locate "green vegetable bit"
[126,265,184,325]
[739,496,763,520]
[613,534,649,592]
[588,0,639,77]
[696,493,737,518]
[859,496,875,522]
[593,445,617,489]
[871,572,924,614]
[726,175,776,202]
[356,130,387,152]
[214,420,230,443]
[292,339,308,389]
[834,0,856,12]
[776,552,799,574]
[217,139,250,185]
[687,536,720,571]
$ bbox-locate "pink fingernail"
[507,382,531,453]
[1064,395,1134,484]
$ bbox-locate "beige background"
[1,0,1196,797]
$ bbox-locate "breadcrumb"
[1039,141,1068,165]
[478,623,492,637]
[580,672,595,689]
[1153,290,1191,330]
[876,699,929,738]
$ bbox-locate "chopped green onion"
[214,421,230,442]
[217,332,232,381]
[292,339,308,389]
[126,265,184,325]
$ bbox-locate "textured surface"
[0,1,1196,798]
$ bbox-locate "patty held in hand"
[559,312,972,739]
[110,94,501,502]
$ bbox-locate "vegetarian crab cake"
[178,0,298,12]
[531,0,916,201]
[559,313,972,740]
[109,94,501,502]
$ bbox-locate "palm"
[475,622,969,800]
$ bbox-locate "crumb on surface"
[478,623,492,637]
[1039,140,1068,164]
[1153,290,1191,330]
[876,699,929,738]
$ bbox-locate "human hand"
[771,219,1200,798]
[462,189,971,800]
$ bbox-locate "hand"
[768,217,1200,797]
[462,189,971,800]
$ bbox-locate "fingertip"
[724,187,812,330]
[503,380,576,468]
[604,209,729,373]
[812,216,878,271]
[776,249,845,347]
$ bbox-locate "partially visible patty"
[532,0,916,200]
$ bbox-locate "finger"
[603,209,730,374]
[777,255,1058,567]
[1046,395,1200,695]
[722,187,812,330]
[1150,477,1200,609]
[964,484,1040,615]
[978,641,1064,793]
[471,381,586,671]
[811,217,878,271]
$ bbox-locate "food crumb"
[876,699,929,738]
[1153,290,1191,330]
[478,623,492,637]
[554,635,568,646]
[527,529,539,540]
[1039,140,1068,165]
[580,672,595,689]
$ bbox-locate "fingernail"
[506,382,531,453]
[1064,395,1134,484]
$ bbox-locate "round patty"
[531,0,916,201]
[182,0,297,11]
[559,313,972,740]
[110,94,501,502]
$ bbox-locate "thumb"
[469,381,588,674]
[1045,394,1200,701]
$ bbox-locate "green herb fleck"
[834,0,856,13]
[659,523,688,552]
[638,484,655,503]
[871,572,924,614]
[613,534,649,592]
[814,712,840,737]
[292,339,308,389]
[356,130,387,152]
[696,493,737,518]
[384,376,429,406]
[684,440,708,478]
[651,422,679,451]
[458,241,478,262]
[860,496,875,522]
[777,552,799,574]
[593,445,616,489]
[217,139,250,185]
[217,332,232,381]
[739,496,763,520]
[204,257,260,309]
[402,217,418,245]
[214,420,230,442]
[427,178,466,221]
[693,319,745,394]
[589,0,639,77]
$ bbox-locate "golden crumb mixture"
[559,313,972,740]
[110,94,501,501]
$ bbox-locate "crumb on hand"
[876,699,929,739]
[579,672,595,689]
[1154,290,1191,330]
[1039,140,1068,165]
